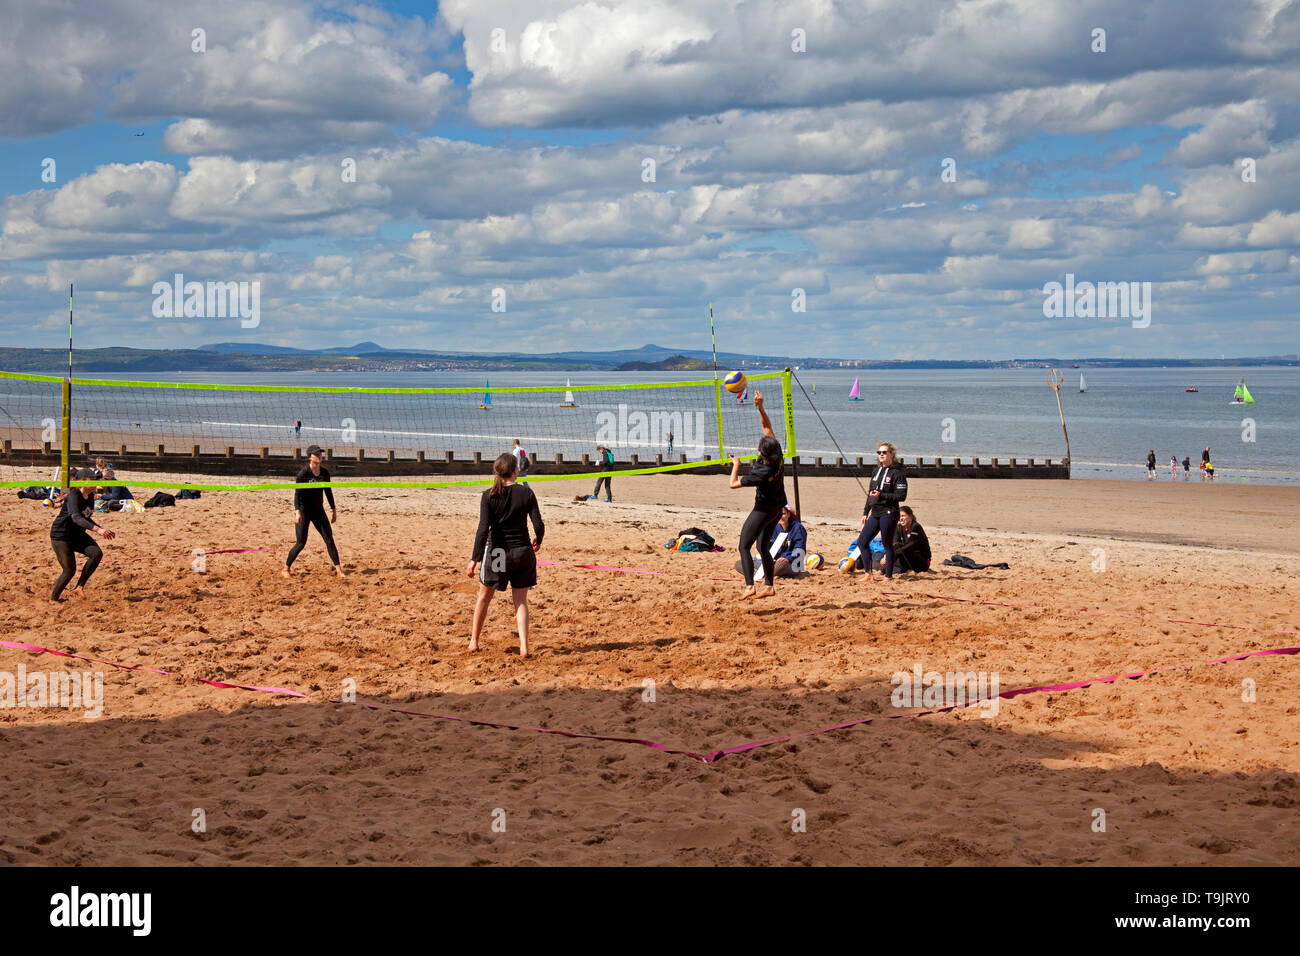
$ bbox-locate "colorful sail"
[1233,378,1255,404]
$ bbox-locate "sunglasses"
[876,450,890,455]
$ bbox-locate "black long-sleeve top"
[293,465,335,511]
[894,520,931,567]
[50,488,100,541]
[864,463,908,517]
[472,483,544,562]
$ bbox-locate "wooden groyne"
[2,440,1070,480]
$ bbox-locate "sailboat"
[559,378,578,407]
[1078,372,1087,393]
[478,380,491,410]
[1229,377,1255,405]
[736,385,748,404]
[848,376,863,401]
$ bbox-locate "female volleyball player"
[728,390,786,600]
[50,468,115,601]
[467,453,545,658]
[283,445,346,578]
[858,441,907,580]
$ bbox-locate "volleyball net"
[0,370,797,492]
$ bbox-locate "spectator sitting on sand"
[734,503,806,579]
[99,468,133,502]
[893,505,931,573]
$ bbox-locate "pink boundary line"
[336,645,1299,763]
[0,639,306,697]
[3,636,1296,764]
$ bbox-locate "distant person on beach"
[1170,456,1177,479]
[283,445,345,579]
[1146,449,1157,480]
[1201,446,1211,480]
[591,445,614,501]
[1205,461,1215,481]
[92,457,108,479]
[512,439,529,479]
[295,419,302,438]
[468,453,544,659]
[728,390,786,599]
[1182,456,1191,479]
[734,503,805,580]
[859,441,908,579]
[666,430,673,455]
[50,468,115,601]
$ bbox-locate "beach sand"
[1,471,1297,866]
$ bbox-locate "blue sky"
[1,0,1297,359]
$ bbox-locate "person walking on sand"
[728,390,786,600]
[1146,449,1157,480]
[283,445,345,578]
[468,453,544,659]
[666,430,673,455]
[590,444,614,501]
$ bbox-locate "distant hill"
[616,354,712,371]
[0,343,1294,375]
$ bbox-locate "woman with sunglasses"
[858,442,907,580]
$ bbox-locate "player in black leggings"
[50,469,116,601]
[858,441,907,580]
[728,390,786,600]
[283,445,345,578]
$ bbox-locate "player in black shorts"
[467,453,545,658]
[49,468,116,601]
[728,390,786,600]
[283,445,345,578]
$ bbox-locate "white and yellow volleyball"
[806,552,825,570]
[724,371,747,394]
[837,556,855,574]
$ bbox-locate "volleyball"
[806,552,824,570]
[724,371,747,394]
[42,498,55,508]
[837,556,855,574]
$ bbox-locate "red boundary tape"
[3,637,1295,764]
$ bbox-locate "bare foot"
[335,567,347,579]
[755,585,776,599]
[69,586,86,600]
[281,567,292,579]
[740,585,757,600]
[519,646,529,659]
[468,640,479,653]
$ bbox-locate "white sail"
[1079,372,1087,392]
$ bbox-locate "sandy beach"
[2,470,1297,865]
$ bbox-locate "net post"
[783,368,799,518]
[61,377,71,492]
[714,379,725,461]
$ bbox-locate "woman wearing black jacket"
[50,469,116,601]
[858,442,907,580]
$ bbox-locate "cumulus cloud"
[1,0,1298,357]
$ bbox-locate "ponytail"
[490,452,517,497]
